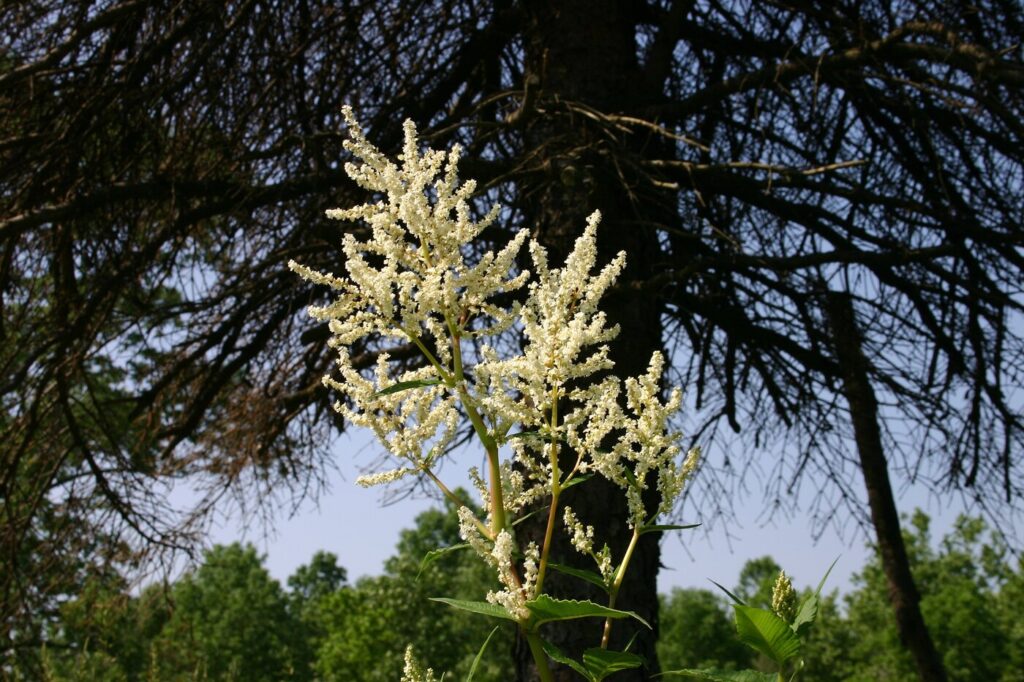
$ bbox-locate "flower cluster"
[456,506,538,621]
[772,570,798,624]
[292,108,702,651]
[401,646,440,682]
[289,106,529,490]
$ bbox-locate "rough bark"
[826,291,948,682]
[512,1,676,679]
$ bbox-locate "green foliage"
[17,506,1024,682]
[309,498,515,682]
[541,640,646,682]
[155,544,310,681]
[731,606,801,667]
[657,589,753,672]
[800,511,1023,682]
[735,557,783,609]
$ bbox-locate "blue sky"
[206,429,972,598]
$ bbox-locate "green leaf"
[792,556,839,636]
[561,473,594,490]
[466,626,499,682]
[430,598,517,621]
[657,668,777,681]
[733,605,801,666]
[374,378,442,397]
[708,579,747,606]
[417,543,470,581]
[540,639,591,680]
[791,593,818,637]
[582,648,645,681]
[639,523,701,535]
[525,595,650,629]
[814,557,840,596]
[506,429,542,441]
[622,467,640,489]
[512,506,547,527]
[547,562,609,592]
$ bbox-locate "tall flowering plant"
[291,108,700,681]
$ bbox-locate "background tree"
[153,544,310,681]
[310,498,515,681]
[814,512,1018,681]
[2,2,1023,679]
[656,588,753,673]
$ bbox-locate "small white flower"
[485,529,532,621]
[401,645,440,682]
[563,505,595,555]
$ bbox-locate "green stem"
[405,331,454,385]
[533,488,559,596]
[485,442,507,535]
[524,628,555,682]
[421,466,491,539]
[534,386,562,596]
[600,526,641,649]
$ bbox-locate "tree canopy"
[2,1,1023,676]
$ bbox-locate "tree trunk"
[513,1,676,679]
[825,291,948,682]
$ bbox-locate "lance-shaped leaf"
[733,605,801,666]
[417,542,469,581]
[582,648,646,680]
[639,523,701,535]
[708,579,746,606]
[466,626,500,682]
[547,562,609,592]
[430,598,516,621]
[540,639,591,679]
[525,595,650,629]
[792,556,839,636]
[373,378,442,397]
[658,668,777,681]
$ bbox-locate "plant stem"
[534,386,562,596]
[600,526,641,648]
[524,628,555,682]
[485,442,507,535]
[421,466,492,539]
[533,487,559,596]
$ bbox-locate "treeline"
[8,504,1022,681]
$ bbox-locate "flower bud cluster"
[401,646,439,682]
[772,570,798,624]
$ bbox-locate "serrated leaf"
[374,378,442,397]
[525,595,650,629]
[639,523,701,535]
[431,598,516,621]
[418,543,470,581]
[466,626,499,682]
[582,648,645,681]
[540,639,591,679]
[733,605,801,665]
[708,579,746,606]
[547,562,609,592]
[657,668,777,681]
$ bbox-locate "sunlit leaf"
[525,595,649,629]
[373,378,442,397]
[734,605,801,665]
[430,598,516,621]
